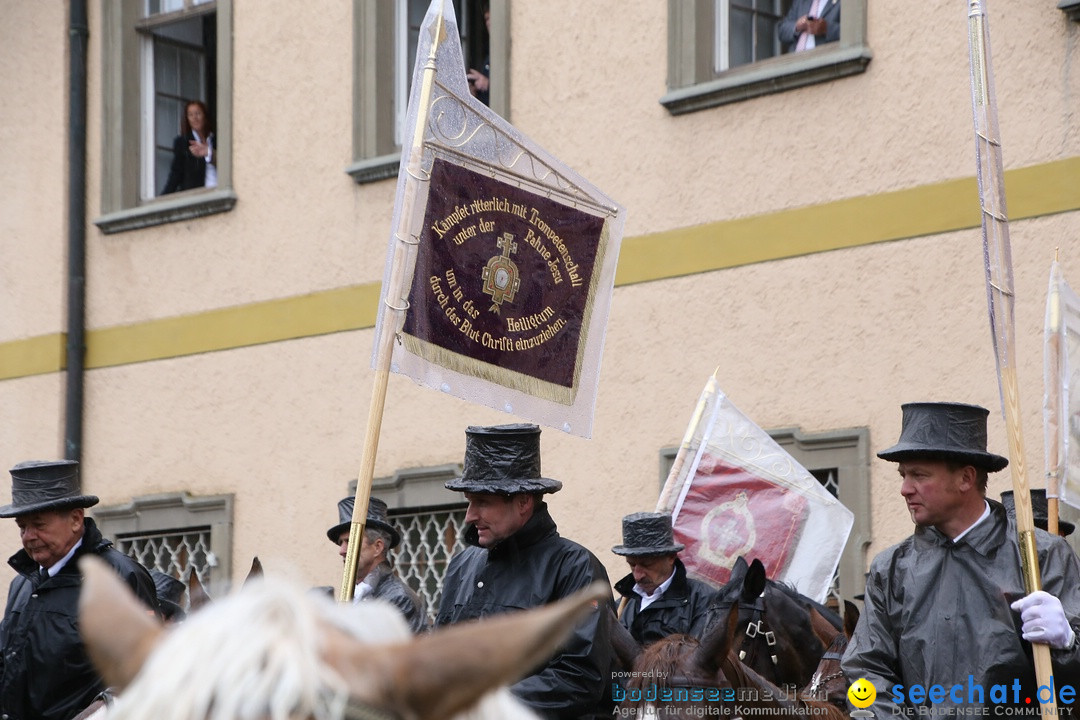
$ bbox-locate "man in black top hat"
[612,512,714,646]
[1000,489,1076,538]
[328,495,426,633]
[842,403,1080,717]
[435,424,614,720]
[0,460,160,720]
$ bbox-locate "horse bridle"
[806,648,845,697]
[736,590,779,668]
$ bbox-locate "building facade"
[1,0,1079,610]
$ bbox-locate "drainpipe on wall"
[64,0,88,462]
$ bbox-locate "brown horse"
[617,602,848,719]
[698,556,844,689]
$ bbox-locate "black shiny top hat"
[444,424,562,495]
[611,512,684,556]
[326,496,401,549]
[0,460,99,518]
[151,570,187,622]
[1000,489,1075,537]
[877,402,1008,472]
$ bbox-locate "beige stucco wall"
[1,0,1079,604]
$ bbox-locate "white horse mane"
[107,576,537,720]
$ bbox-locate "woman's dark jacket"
[435,501,614,720]
[161,132,212,194]
[0,517,159,720]
[614,557,715,646]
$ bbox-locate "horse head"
[699,556,842,689]
[79,555,606,720]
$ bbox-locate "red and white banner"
[657,374,853,602]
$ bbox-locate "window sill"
[346,154,401,185]
[1060,0,1080,22]
[95,188,237,235]
[660,43,873,116]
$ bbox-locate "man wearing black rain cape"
[435,424,614,720]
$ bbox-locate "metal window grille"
[811,468,842,603]
[389,505,468,625]
[115,526,216,603]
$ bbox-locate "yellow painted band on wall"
[1,156,1077,382]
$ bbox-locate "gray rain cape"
[842,500,1080,717]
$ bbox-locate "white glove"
[1010,590,1076,649]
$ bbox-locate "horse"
[698,556,844,689]
[617,601,849,719]
[77,555,607,720]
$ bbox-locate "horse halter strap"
[344,698,401,720]
[737,591,779,667]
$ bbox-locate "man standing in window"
[779,0,840,52]
[0,460,160,720]
[329,495,427,633]
[435,424,614,720]
[612,511,714,647]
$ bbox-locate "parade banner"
[372,0,624,438]
[656,374,853,602]
[1045,261,1080,510]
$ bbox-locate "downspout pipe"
[65,0,88,462]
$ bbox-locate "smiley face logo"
[848,678,876,709]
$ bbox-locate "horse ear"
[741,558,767,602]
[78,556,164,690]
[843,600,860,639]
[607,604,642,671]
[187,568,212,611]
[244,556,263,586]
[334,582,609,720]
[692,600,738,676]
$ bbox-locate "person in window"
[328,495,427,633]
[778,0,840,53]
[466,6,490,106]
[161,99,217,194]
[0,460,160,720]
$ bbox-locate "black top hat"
[326,496,401,549]
[1000,489,1075,537]
[877,402,1008,472]
[611,512,684,556]
[151,570,187,621]
[444,424,562,495]
[0,460,99,518]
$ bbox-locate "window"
[660,426,871,604]
[364,464,467,625]
[349,0,510,184]
[93,492,234,596]
[665,0,871,115]
[97,0,235,234]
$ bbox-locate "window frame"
[93,491,235,592]
[665,0,871,115]
[347,0,511,184]
[97,0,235,235]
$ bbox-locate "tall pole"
[1044,257,1063,536]
[339,7,445,603]
[966,1,1056,712]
